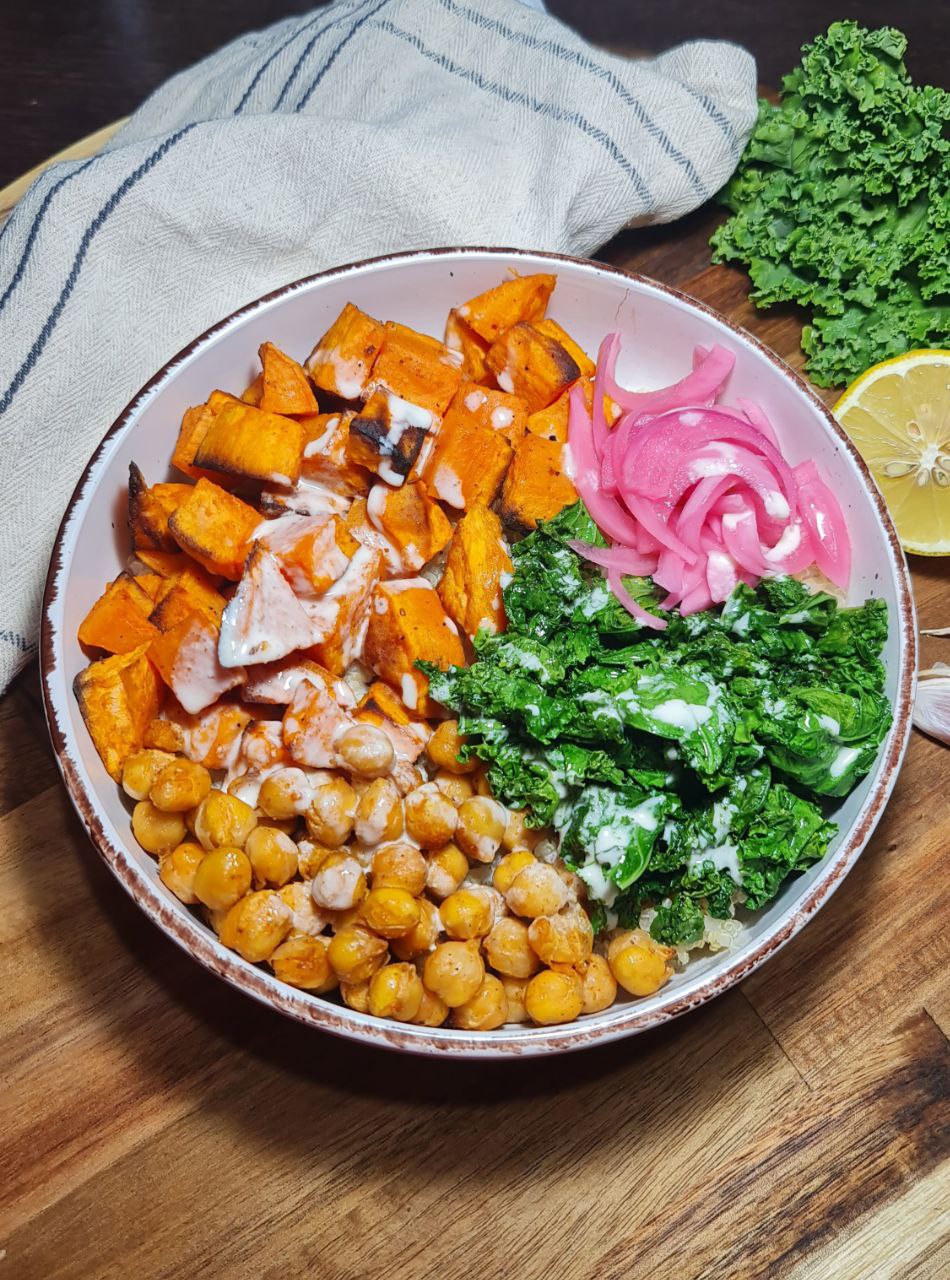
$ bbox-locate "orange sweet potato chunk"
[438,505,513,638]
[363,580,465,716]
[242,373,264,406]
[347,392,433,486]
[74,644,163,780]
[259,341,319,415]
[526,377,593,444]
[366,322,463,416]
[260,512,358,596]
[498,433,578,534]
[300,410,371,495]
[307,302,386,401]
[356,681,430,762]
[148,612,244,714]
[193,401,304,487]
[127,464,192,552]
[172,391,243,482]
[307,545,384,675]
[421,408,513,510]
[148,577,226,632]
[444,310,490,383]
[485,322,581,414]
[445,382,527,448]
[367,481,452,571]
[456,273,556,344]
[532,319,595,377]
[133,573,164,601]
[167,478,261,580]
[78,573,160,655]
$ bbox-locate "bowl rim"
[40,245,917,1058]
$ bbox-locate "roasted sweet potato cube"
[218,544,317,669]
[172,390,243,482]
[308,544,384,675]
[532,319,595,377]
[127,464,192,552]
[149,578,225,633]
[365,322,463,416]
[242,373,264,406]
[456,273,556,344]
[345,497,405,576]
[438,506,513,638]
[259,341,319,416]
[486,322,581,413]
[143,715,185,753]
[282,664,357,768]
[307,303,386,401]
[421,408,513,510]
[363,580,465,716]
[243,657,326,705]
[259,477,351,520]
[366,481,452,572]
[445,383,527,448]
[133,549,191,578]
[444,310,490,382]
[78,573,160,655]
[526,377,593,444]
[74,644,163,780]
[300,411,371,495]
[356,681,430,761]
[168,478,261,580]
[256,511,358,595]
[348,392,433,487]
[133,573,164,601]
[148,612,245,714]
[498,433,578,534]
[193,401,304,487]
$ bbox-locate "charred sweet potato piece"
[444,310,490,383]
[172,390,243,482]
[127,464,192,552]
[307,302,386,401]
[74,644,163,780]
[282,664,357,768]
[193,401,305,487]
[438,506,513,638]
[532,319,595,377]
[498,433,578,534]
[242,373,264,406]
[348,392,433,487]
[446,383,527,448]
[78,573,160,655]
[258,477,351,520]
[148,611,245,714]
[421,407,513,510]
[133,573,164,602]
[300,410,371,495]
[148,576,226,632]
[456,273,556,344]
[307,544,384,675]
[486,322,581,413]
[363,579,465,716]
[365,481,452,572]
[167,478,261,580]
[256,512,357,596]
[259,341,319,415]
[365,322,463,417]
[526,377,593,444]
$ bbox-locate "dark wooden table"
[1,5,948,1278]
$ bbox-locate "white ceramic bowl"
[41,248,916,1057]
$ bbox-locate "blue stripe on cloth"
[438,0,708,198]
[235,9,329,114]
[295,0,394,112]
[0,158,98,315]
[679,87,740,148]
[368,18,653,205]
[0,631,34,654]
[274,0,375,109]
[0,125,197,418]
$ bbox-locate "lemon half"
[833,350,950,556]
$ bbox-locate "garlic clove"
[913,665,950,745]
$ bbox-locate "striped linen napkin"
[0,0,756,690]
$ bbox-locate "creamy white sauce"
[491,405,514,431]
[401,674,419,710]
[764,520,803,563]
[169,618,244,715]
[431,463,465,509]
[218,548,315,668]
[464,390,487,413]
[817,714,841,736]
[649,698,713,731]
[302,415,340,459]
[830,745,860,779]
[688,842,742,883]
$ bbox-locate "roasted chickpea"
[575,954,618,1014]
[194,790,257,851]
[368,963,424,1021]
[270,933,337,991]
[121,749,175,801]
[310,852,366,911]
[158,841,205,904]
[132,801,187,856]
[505,862,569,919]
[492,849,537,896]
[425,843,469,900]
[353,778,403,847]
[390,760,424,796]
[296,840,341,879]
[340,980,372,1012]
[361,886,421,939]
[557,867,585,902]
[500,976,530,1023]
[527,903,594,967]
[306,778,358,846]
[423,940,484,1008]
[390,898,442,960]
[440,889,493,940]
[258,767,314,820]
[371,843,427,896]
[426,719,477,774]
[219,890,292,963]
[502,809,537,852]
[607,929,675,997]
[524,968,584,1025]
[337,724,395,779]
[327,925,388,983]
[455,797,507,863]
[193,846,253,912]
[245,826,298,889]
[483,916,541,979]
[278,881,330,936]
[149,758,212,813]
[432,769,475,806]
[404,783,458,849]
[451,974,508,1031]
[411,987,450,1027]
[473,768,493,797]
[470,883,507,926]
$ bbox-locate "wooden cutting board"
[1,125,948,1280]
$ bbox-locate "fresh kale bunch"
[420,503,891,947]
[710,22,950,387]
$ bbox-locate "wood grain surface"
[2,106,950,1280]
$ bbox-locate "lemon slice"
[833,350,950,556]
